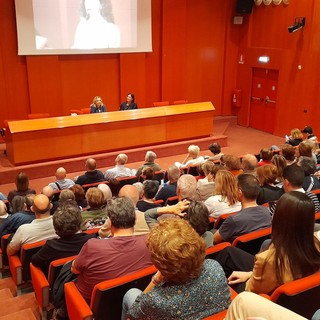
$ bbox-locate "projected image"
[73,0,120,49]
[15,0,151,55]
[33,0,130,50]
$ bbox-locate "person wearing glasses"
[90,96,107,113]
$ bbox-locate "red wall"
[1,0,319,138]
[234,1,320,137]
[0,0,237,124]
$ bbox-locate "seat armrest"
[8,255,22,285]
[30,263,49,308]
[64,282,93,320]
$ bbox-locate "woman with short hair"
[122,218,231,320]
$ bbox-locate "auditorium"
[0,0,319,319]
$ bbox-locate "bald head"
[119,185,139,206]
[55,167,67,180]
[32,194,51,216]
[86,158,97,171]
[42,185,54,200]
[242,154,258,172]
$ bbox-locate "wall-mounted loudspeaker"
[236,0,254,14]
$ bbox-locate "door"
[249,68,279,134]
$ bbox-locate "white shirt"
[104,165,136,180]
[9,216,58,252]
[204,195,242,218]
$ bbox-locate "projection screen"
[14,0,152,55]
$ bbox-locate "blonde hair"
[214,170,239,205]
[188,145,200,157]
[291,128,303,140]
[147,218,206,284]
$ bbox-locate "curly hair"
[107,197,135,229]
[53,203,82,237]
[147,218,206,284]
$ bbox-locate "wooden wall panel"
[58,54,120,114]
[235,0,320,137]
[0,0,29,123]
[119,53,146,110]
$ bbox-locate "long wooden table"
[6,102,215,165]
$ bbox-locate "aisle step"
[0,292,39,318]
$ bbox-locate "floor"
[0,123,284,195]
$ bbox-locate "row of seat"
[25,241,320,320]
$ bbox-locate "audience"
[204,170,241,218]
[140,167,155,181]
[256,164,283,205]
[155,165,180,203]
[135,151,161,177]
[99,185,150,238]
[0,194,35,237]
[71,197,152,303]
[81,187,107,230]
[218,192,320,294]
[48,167,75,191]
[257,148,273,167]
[280,143,296,165]
[213,174,272,244]
[271,154,287,186]
[58,189,76,205]
[285,128,303,146]
[221,154,243,176]
[137,180,161,212]
[69,184,87,208]
[302,125,317,141]
[108,178,121,197]
[7,194,58,256]
[0,192,7,201]
[7,172,36,203]
[122,218,231,320]
[225,291,307,320]
[97,183,112,202]
[297,156,320,192]
[41,185,58,214]
[0,201,9,224]
[207,142,224,161]
[104,153,136,180]
[241,154,257,174]
[269,164,320,215]
[75,158,104,186]
[174,144,204,169]
[2,126,320,320]
[32,203,95,276]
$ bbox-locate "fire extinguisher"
[232,89,242,108]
